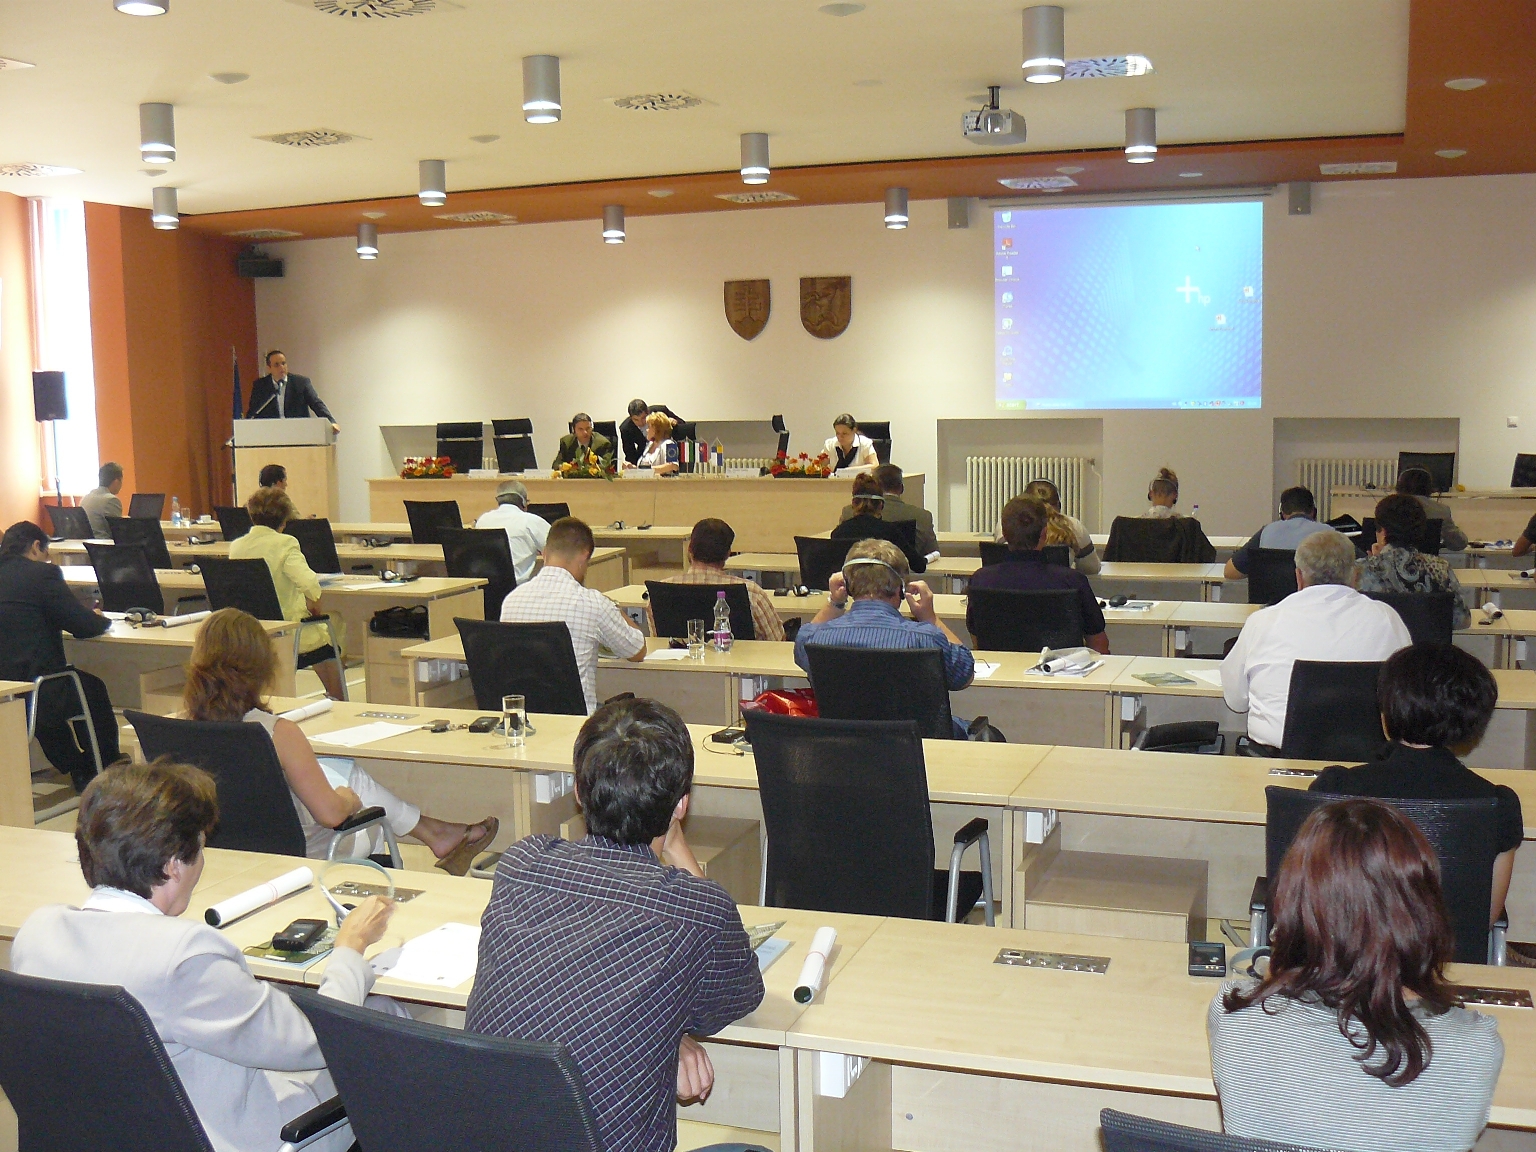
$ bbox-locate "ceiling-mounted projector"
[963,85,1027,146]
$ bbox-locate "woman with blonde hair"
[1145,467,1181,518]
[632,410,679,474]
[183,608,496,874]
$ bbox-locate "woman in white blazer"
[12,759,396,1152]
[823,413,879,473]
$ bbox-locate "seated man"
[499,517,645,713]
[0,521,122,790]
[257,463,287,492]
[1222,530,1411,753]
[467,698,766,1152]
[1224,485,1336,580]
[646,518,784,642]
[551,412,615,471]
[839,464,938,556]
[472,478,550,585]
[1356,493,1471,629]
[80,462,124,538]
[1396,466,1469,552]
[830,473,927,573]
[968,496,1108,654]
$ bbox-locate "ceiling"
[0,0,1528,239]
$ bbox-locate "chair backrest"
[1362,590,1456,645]
[1264,787,1500,965]
[1513,453,1536,489]
[805,646,953,739]
[837,517,917,553]
[745,711,936,918]
[871,439,892,465]
[456,618,587,715]
[645,581,755,641]
[285,517,341,574]
[128,492,165,519]
[1277,660,1386,762]
[1041,544,1071,568]
[1399,450,1455,494]
[1100,1107,1326,1151]
[492,434,539,474]
[978,540,1008,567]
[1245,548,1297,606]
[1103,516,1181,563]
[441,528,518,620]
[0,969,215,1152]
[293,988,601,1152]
[199,557,286,621]
[492,418,533,437]
[591,419,618,444]
[213,505,252,541]
[84,542,162,613]
[107,515,172,569]
[967,588,1085,652]
[857,420,891,441]
[794,535,855,591]
[43,504,92,539]
[526,502,571,525]
[127,711,308,856]
[403,499,463,547]
[436,420,482,441]
[435,439,484,476]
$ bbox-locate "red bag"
[740,688,819,717]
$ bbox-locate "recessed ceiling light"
[1179,171,1203,178]
[469,134,500,144]
[361,211,386,219]
[819,2,864,14]
[647,189,674,198]
[1444,77,1486,91]
[1055,165,1083,175]
[1435,148,1467,159]
[852,78,882,87]
[210,72,249,85]
[115,0,168,14]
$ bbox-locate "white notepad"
[309,721,419,748]
[373,923,481,988]
[972,661,1001,679]
[1185,668,1224,688]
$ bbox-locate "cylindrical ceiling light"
[522,55,561,124]
[1022,6,1065,84]
[602,204,625,244]
[115,0,168,13]
[740,132,770,185]
[140,102,176,164]
[418,159,447,206]
[883,187,909,229]
[1125,107,1157,163]
[357,222,379,260]
[150,186,179,230]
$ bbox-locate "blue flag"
[231,348,242,420]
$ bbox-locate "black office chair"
[128,711,399,864]
[456,618,587,715]
[441,528,518,620]
[200,557,347,700]
[1245,548,1297,606]
[745,711,993,924]
[794,536,855,591]
[43,504,92,539]
[1269,660,1384,762]
[214,505,253,540]
[107,515,173,570]
[1355,516,1443,557]
[977,541,1069,568]
[967,589,1084,652]
[526,502,571,525]
[857,420,891,462]
[0,969,347,1152]
[645,581,755,641]
[1132,721,1225,755]
[84,541,162,613]
[806,647,955,740]
[128,492,166,519]
[25,669,105,784]
[436,421,485,476]
[1103,516,1216,563]
[590,419,618,445]
[1362,591,1456,645]
[1398,451,1455,494]
[286,518,342,574]
[1100,1109,1327,1152]
[1513,453,1536,489]
[491,418,538,474]
[293,988,602,1152]
[1250,787,1503,965]
[403,500,463,547]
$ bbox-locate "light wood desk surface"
[63,617,299,709]
[59,566,484,603]
[0,683,36,830]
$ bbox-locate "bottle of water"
[170,496,182,526]
[712,590,733,652]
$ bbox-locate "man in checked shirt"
[466,698,767,1152]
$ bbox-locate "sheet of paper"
[375,922,481,988]
[756,936,792,973]
[336,580,390,591]
[1185,668,1224,688]
[1023,660,1103,678]
[972,661,1001,679]
[645,648,693,661]
[309,721,420,748]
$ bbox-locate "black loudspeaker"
[32,371,67,423]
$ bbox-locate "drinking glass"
[687,619,708,659]
[502,694,526,749]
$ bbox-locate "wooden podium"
[233,417,339,519]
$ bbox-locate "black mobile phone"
[1188,941,1227,978]
[468,716,499,734]
[426,718,452,733]
[272,918,328,952]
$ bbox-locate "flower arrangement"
[400,456,455,479]
[769,450,833,478]
[558,449,616,480]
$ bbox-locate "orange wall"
[0,193,42,530]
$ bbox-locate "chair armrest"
[335,805,387,835]
[279,1095,346,1144]
[952,817,989,849]
[1491,912,1510,966]
[1249,876,1268,914]
[300,612,332,623]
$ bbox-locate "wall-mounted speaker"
[1287,182,1312,216]
[32,371,67,423]
[947,197,971,229]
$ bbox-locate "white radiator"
[966,457,1090,533]
[1295,458,1396,520]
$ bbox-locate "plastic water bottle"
[712,590,734,652]
[170,496,182,526]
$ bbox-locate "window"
[29,198,99,496]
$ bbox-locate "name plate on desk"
[995,948,1110,974]
[1452,985,1533,1010]
[234,417,334,448]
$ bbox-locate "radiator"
[1295,458,1396,520]
[966,457,1089,533]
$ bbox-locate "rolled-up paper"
[204,866,313,927]
[793,926,838,1004]
[280,698,334,723]
[1482,602,1505,622]
[156,610,211,629]
[1041,648,1095,673]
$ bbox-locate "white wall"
[257,174,1536,531]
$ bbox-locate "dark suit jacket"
[618,408,683,465]
[0,555,110,680]
[839,494,937,555]
[551,432,615,470]
[245,374,335,422]
[830,514,927,574]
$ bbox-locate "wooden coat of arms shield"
[800,276,852,339]
[724,279,771,341]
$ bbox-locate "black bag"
[966,715,1007,742]
[369,605,429,640]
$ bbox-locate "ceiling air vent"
[258,130,359,147]
[435,211,517,223]
[998,175,1077,190]
[311,0,436,16]
[610,93,704,112]
[715,190,799,204]
[0,57,36,71]
[1319,161,1397,175]
[1065,55,1153,79]
[0,163,80,177]
[225,228,304,240]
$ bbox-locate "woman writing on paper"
[182,608,497,875]
[630,411,679,475]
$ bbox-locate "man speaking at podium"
[246,350,340,434]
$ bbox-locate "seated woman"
[1312,642,1520,922]
[1397,466,1469,552]
[1028,478,1100,575]
[1357,493,1471,628]
[630,410,679,475]
[830,473,927,573]
[1143,467,1181,518]
[12,758,397,1152]
[1209,797,1503,1151]
[228,485,344,700]
[184,607,496,874]
[822,413,878,473]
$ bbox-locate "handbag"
[368,604,429,640]
[740,688,819,717]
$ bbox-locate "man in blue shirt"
[1224,486,1336,580]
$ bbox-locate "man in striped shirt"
[645,518,785,642]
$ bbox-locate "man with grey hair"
[1221,530,1411,753]
[81,462,124,537]
[473,479,549,584]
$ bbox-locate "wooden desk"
[0,684,34,829]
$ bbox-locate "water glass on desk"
[502,694,526,749]
[687,619,707,660]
